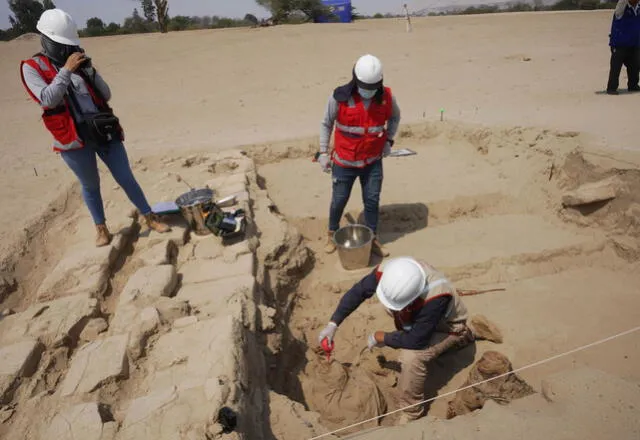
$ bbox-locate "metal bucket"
[175,188,215,236]
[333,224,374,270]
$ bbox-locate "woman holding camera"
[20,9,169,247]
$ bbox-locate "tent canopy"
[316,0,352,23]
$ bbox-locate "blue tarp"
[316,0,352,23]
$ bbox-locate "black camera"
[80,55,92,69]
[78,48,92,68]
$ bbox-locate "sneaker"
[629,86,640,92]
[95,224,112,247]
[324,231,336,254]
[606,89,619,95]
[371,239,389,257]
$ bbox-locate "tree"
[86,17,105,28]
[84,17,105,37]
[189,15,203,27]
[42,0,55,10]
[153,0,169,33]
[140,0,156,22]
[8,0,45,34]
[294,0,330,21]
[351,5,362,20]
[123,8,148,33]
[244,13,258,26]
[255,0,329,23]
[106,22,121,34]
[168,15,191,31]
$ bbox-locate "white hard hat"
[36,9,80,46]
[376,257,427,311]
[354,54,383,86]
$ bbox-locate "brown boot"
[324,231,336,254]
[371,238,389,257]
[143,214,171,233]
[95,224,112,247]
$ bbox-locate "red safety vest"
[333,87,393,168]
[20,54,115,152]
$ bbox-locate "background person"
[318,54,401,258]
[607,0,640,94]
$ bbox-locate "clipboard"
[388,148,417,158]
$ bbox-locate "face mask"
[358,87,377,100]
[41,35,80,66]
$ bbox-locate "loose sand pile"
[11,33,39,42]
[303,351,387,433]
[446,350,536,419]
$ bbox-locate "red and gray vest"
[332,87,393,168]
[20,54,114,152]
[376,260,468,332]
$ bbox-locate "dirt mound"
[12,33,39,42]
[246,137,318,166]
[446,351,535,419]
[469,314,504,343]
[559,151,640,238]
[303,352,387,433]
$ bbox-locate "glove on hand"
[318,322,338,345]
[383,142,392,157]
[367,332,385,350]
[318,153,331,173]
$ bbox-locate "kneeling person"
[318,257,474,423]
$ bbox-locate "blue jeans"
[60,139,152,225]
[329,159,383,234]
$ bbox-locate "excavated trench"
[254,199,476,435]
[251,124,640,438]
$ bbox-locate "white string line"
[308,325,640,440]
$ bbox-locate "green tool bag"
[205,204,246,239]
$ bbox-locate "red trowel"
[321,338,335,361]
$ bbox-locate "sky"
[0,0,435,29]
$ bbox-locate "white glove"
[318,322,338,345]
[382,142,392,157]
[367,333,385,350]
[318,153,331,173]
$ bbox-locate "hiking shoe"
[371,239,389,257]
[324,231,336,254]
[143,214,171,233]
[95,224,112,247]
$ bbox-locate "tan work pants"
[397,326,473,420]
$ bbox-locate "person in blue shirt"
[607,0,640,94]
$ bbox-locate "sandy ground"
[0,11,638,263]
[260,121,640,438]
[1,10,640,440]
